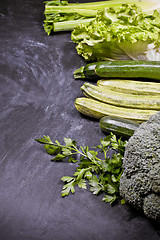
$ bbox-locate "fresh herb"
[35,133,127,204]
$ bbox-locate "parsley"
[35,133,127,204]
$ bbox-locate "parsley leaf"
[61,177,75,196]
[89,175,103,195]
[36,133,127,204]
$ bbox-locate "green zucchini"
[74,60,160,81]
[75,97,158,121]
[97,79,160,96]
[81,82,160,110]
[95,60,160,80]
[99,116,140,138]
[74,62,97,79]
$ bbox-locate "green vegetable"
[95,60,160,80]
[71,4,160,61]
[74,60,160,81]
[44,0,160,34]
[75,97,158,121]
[53,18,94,32]
[97,79,160,96]
[100,116,140,138]
[81,82,160,110]
[120,111,160,223]
[74,63,98,80]
[74,62,98,80]
[35,134,127,204]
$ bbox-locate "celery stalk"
[44,0,160,34]
[54,18,94,31]
[45,9,97,17]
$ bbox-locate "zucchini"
[95,61,160,80]
[99,116,140,138]
[81,82,160,110]
[74,62,97,79]
[97,79,160,96]
[75,97,158,121]
[74,60,160,81]
[74,62,99,79]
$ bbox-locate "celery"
[44,0,160,34]
[53,18,94,32]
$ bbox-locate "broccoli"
[120,111,160,223]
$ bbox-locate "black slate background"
[0,0,160,239]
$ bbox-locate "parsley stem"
[36,135,126,204]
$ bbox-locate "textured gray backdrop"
[0,0,159,239]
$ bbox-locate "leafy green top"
[71,4,160,61]
[36,133,127,204]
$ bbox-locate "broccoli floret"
[120,111,160,223]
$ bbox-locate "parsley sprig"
[36,133,127,204]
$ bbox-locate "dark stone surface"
[0,0,159,239]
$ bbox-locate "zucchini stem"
[74,66,86,79]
